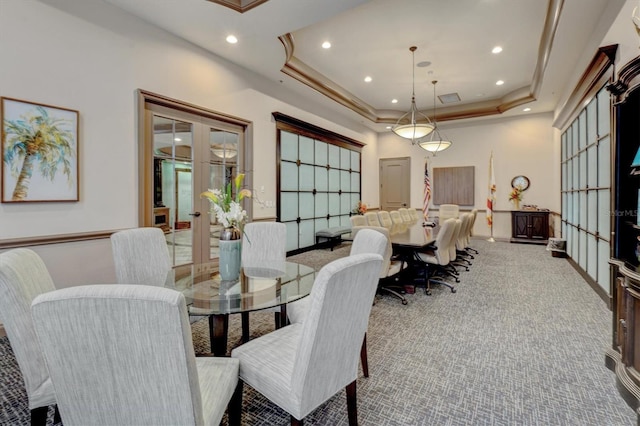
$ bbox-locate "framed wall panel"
[432,166,475,206]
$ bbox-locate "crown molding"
[206,0,269,13]
[279,0,565,126]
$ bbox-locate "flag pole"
[487,151,496,242]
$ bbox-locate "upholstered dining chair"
[398,208,412,222]
[414,217,458,295]
[287,229,388,377]
[110,227,171,286]
[350,215,367,227]
[0,248,59,426]
[390,210,404,224]
[241,222,287,332]
[229,253,383,426]
[377,210,393,228]
[31,284,239,426]
[364,211,382,227]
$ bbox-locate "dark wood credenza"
[607,259,640,415]
[510,210,549,244]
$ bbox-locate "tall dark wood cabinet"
[510,211,549,244]
[607,54,640,419]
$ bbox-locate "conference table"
[166,261,316,356]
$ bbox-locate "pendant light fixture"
[392,46,434,142]
[418,80,452,153]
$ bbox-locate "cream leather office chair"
[32,285,239,426]
[398,208,412,222]
[414,218,457,295]
[408,208,420,221]
[439,204,459,221]
[364,211,382,227]
[350,215,367,227]
[229,253,383,425]
[377,210,393,228]
[390,210,404,224]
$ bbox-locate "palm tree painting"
[2,98,78,202]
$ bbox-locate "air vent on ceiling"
[438,93,461,104]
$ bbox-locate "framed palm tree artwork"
[1,97,79,202]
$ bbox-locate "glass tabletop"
[165,261,316,316]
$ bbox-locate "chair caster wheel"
[402,299,408,305]
[451,288,457,293]
[426,290,432,295]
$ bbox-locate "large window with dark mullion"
[561,85,611,291]
[275,113,363,253]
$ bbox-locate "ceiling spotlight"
[174,137,182,142]
[364,76,372,83]
[226,35,238,44]
[391,99,398,104]
[496,80,505,86]
[523,107,531,112]
[492,46,503,54]
[322,41,331,49]
[391,46,434,142]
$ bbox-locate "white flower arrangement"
[201,174,251,229]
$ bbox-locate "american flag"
[423,161,431,221]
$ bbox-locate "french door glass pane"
[329,193,340,215]
[299,220,315,247]
[299,193,314,219]
[281,162,298,191]
[351,172,360,192]
[299,136,314,164]
[351,151,360,172]
[280,193,298,222]
[315,140,327,165]
[328,145,340,168]
[315,166,328,191]
[329,169,340,191]
[281,131,298,162]
[315,193,328,217]
[598,190,610,239]
[285,222,299,252]
[598,136,610,186]
[299,165,314,191]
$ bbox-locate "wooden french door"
[142,102,246,266]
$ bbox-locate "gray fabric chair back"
[0,248,56,410]
[350,215,367,227]
[398,208,412,222]
[111,227,171,286]
[31,285,208,426]
[377,211,393,228]
[389,210,404,224]
[364,211,381,227]
[350,226,391,278]
[291,252,383,417]
[241,222,286,273]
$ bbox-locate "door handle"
[189,212,201,217]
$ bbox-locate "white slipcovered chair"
[364,211,382,227]
[350,215,367,227]
[229,253,383,425]
[0,248,59,425]
[377,210,393,228]
[31,284,239,426]
[414,218,458,295]
[110,227,171,286]
[241,222,287,335]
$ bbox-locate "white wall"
[378,113,557,240]
[0,0,376,286]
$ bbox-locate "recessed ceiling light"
[492,46,503,54]
[416,61,431,68]
[523,107,531,112]
[496,80,504,86]
[226,35,238,44]
[364,76,372,83]
[385,126,392,129]
[391,99,398,104]
[174,137,182,142]
[322,41,331,49]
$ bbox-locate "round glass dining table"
[166,261,315,356]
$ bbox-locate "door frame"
[379,157,411,211]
